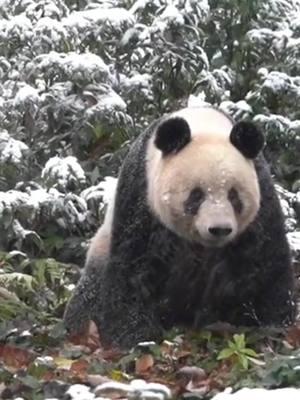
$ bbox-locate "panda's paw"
[63,296,91,335]
[97,315,163,350]
[110,327,163,350]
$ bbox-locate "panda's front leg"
[193,260,239,326]
[250,268,296,327]
[94,259,164,349]
[63,266,103,335]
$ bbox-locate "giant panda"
[64,105,295,349]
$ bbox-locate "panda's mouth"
[198,235,233,248]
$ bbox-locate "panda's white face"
[146,107,263,247]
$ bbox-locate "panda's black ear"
[230,121,265,159]
[155,117,191,155]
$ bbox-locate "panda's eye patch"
[228,188,243,214]
[184,187,204,215]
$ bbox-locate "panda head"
[146,107,264,247]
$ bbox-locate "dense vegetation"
[1,0,300,398]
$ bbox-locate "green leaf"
[217,348,235,360]
[242,348,258,358]
[228,340,236,349]
[110,369,127,382]
[0,272,35,292]
[233,334,246,349]
[239,355,249,370]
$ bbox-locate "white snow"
[81,177,117,216]
[85,89,127,121]
[212,387,300,400]
[275,184,297,232]
[262,71,289,93]
[258,68,269,78]
[188,92,208,107]
[247,28,292,46]
[137,341,157,347]
[26,189,55,209]
[25,0,67,20]
[130,0,160,14]
[253,113,300,140]
[14,84,40,107]
[35,356,54,366]
[0,190,28,216]
[97,177,117,204]
[42,156,86,190]
[95,379,171,400]
[64,53,109,79]
[0,186,94,235]
[66,384,95,400]
[33,17,69,45]
[159,5,185,25]
[121,73,153,98]
[152,5,184,32]
[261,0,300,22]
[33,51,111,83]
[261,71,300,102]
[64,7,135,31]
[183,0,210,20]
[219,100,253,120]
[19,330,31,337]
[93,90,127,112]
[62,12,90,32]
[287,231,300,254]
[2,14,33,41]
[0,130,29,165]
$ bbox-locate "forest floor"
[0,254,300,400]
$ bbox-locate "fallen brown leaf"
[0,345,36,369]
[69,320,101,352]
[70,359,90,378]
[285,322,300,348]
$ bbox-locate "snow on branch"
[81,176,117,217]
[62,6,135,36]
[253,113,300,145]
[42,156,86,192]
[0,130,29,165]
[29,51,112,85]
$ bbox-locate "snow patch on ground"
[66,384,95,400]
[212,387,300,400]
[95,378,171,400]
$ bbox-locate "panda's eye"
[184,187,205,215]
[228,187,243,214]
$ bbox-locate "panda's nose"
[208,225,233,237]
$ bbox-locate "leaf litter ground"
[0,255,300,399]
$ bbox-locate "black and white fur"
[64,106,295,349]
